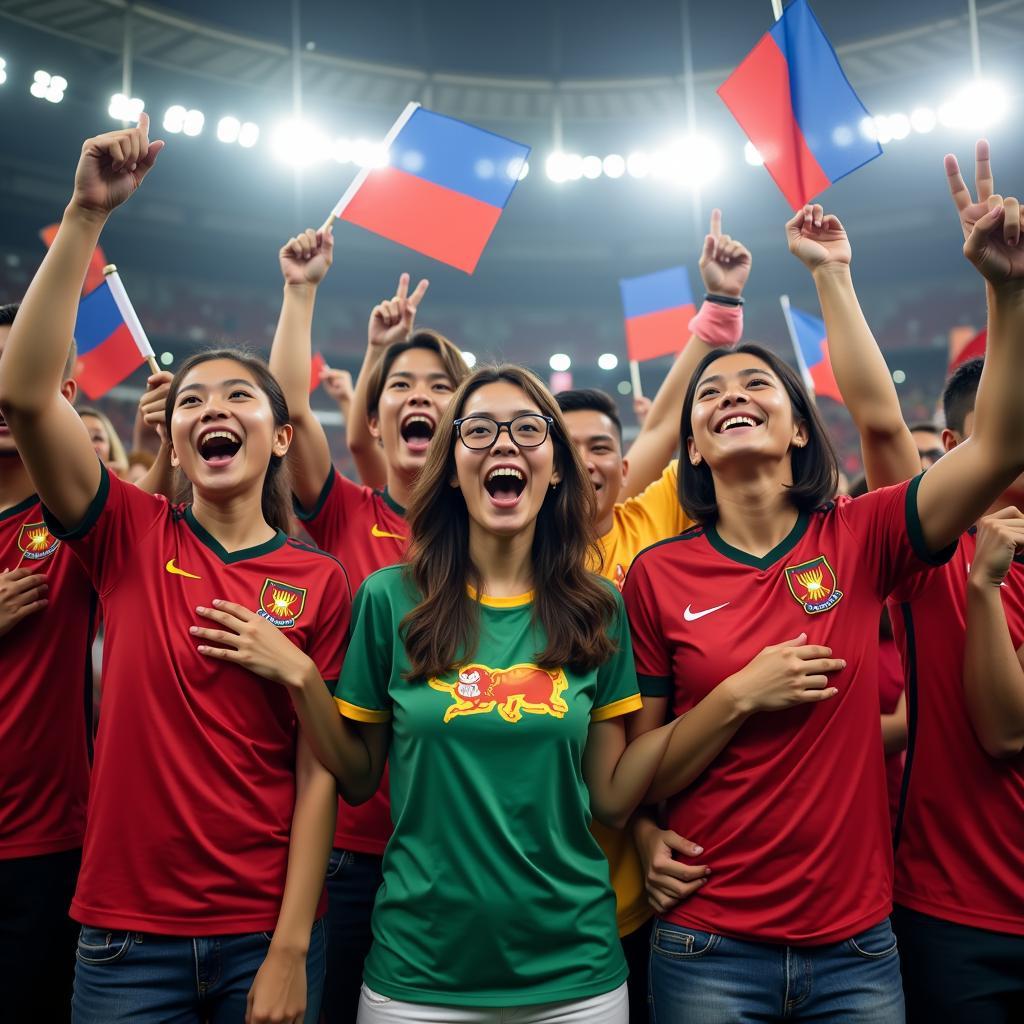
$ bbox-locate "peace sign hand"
[70,112,165,217]
[698,209,751,298]
[962,196,1024,286]
[785,204,852,272]
[367,272,430,349]
[946,139,996,242]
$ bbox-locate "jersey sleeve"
[334,573,394,723]
[621,552,673,698]
[293,468,360,552]
[42,464,167,597]
[591,586,643,722]
[306,558,353,685]
[841,473,957,601]
[628,460,692,537]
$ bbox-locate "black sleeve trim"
[637,673,673,698]
[905,472,958,567]
[42,462,110,541]
[293,468,335,523]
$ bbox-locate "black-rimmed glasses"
[454,413,554,450]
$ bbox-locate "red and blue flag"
[334,103,530,275]
[619,267,696,363]
[73,271,155,399]
[786,304,843,404]
[718,0,881,210]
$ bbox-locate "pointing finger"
[709,207,722,239]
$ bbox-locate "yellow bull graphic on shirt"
[428,663,569,724]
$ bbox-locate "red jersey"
[295,468,406,856]
[877,634,906,833]
[623,477,952,945]
[45,469,350,934]
[0,493,95,859]
[890,534,1024,935]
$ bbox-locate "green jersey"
[335,565,642,1007]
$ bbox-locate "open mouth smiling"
[400,413,436,453]
[197,428,242,465]
[716,414,763,434]
[484,465,527,507]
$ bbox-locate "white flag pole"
[102,265,159,376]
[780,294,816,400]
[770,0,783,19]
[324,101,421,230]
[629,359,643,400]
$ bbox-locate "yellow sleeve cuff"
[591,693,644,722]
[334,696,392,723]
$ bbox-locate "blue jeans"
[322,848,384,1024]
[71,918,326,1023]
[649,917,905,1023]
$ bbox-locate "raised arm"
[319,365,354,425]
[267,228,336,511]
[786,205,919,490]
[622,209,749,499]
[917,143,1024,550]
[347,274,429,489]
[0,116,163,529]
[964,508,1024,757]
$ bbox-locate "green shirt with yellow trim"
[335,564,641,1007]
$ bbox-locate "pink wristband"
[688,301,743,348]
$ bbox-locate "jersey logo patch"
[785,555,844,615]
[683,601,729,621]
[428,663,569,724]
[258,578,307,628]
[370,523,406,541]
[165,558,202,580]
[17,522,59,560]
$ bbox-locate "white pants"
[357,981,629,1023]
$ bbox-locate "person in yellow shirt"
[556,209,751,1023]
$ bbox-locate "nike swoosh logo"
[371,524,406,541]
[165,558,202,580]
[683,602,729,621]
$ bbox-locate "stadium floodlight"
[939,80,1009,130]
[217,116,241,143]
[859,116,878,142]
[545,152,568,183]
[163,105,187,133]
[744,141,765,166]
[872,116,894,145]
[626,151,651,179]
[183,109,205,137]
[598,353,619,370]
[562,154,584,181]
[238,122,260,148]
[910,107,937,134]
[332,137,352,163]
[0,58,7,87]
[508,157,529,181]
[31,70,67,103]
[271,119,330,167]
[581,155,602,180]
[109,93,144,122]
[602,154,625,179]
[663,136,724,187]
[887,113,911,140]
[351,137,388,169]
[461,351,477,368]
[549,353,571,372]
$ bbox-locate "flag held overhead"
[619,267,696,363]
[718,0,881,210]
[73,267,156,399]
[780,296,843,405]
[333,102,530,275]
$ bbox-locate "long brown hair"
[165,348,293,534]
[401,364,618,681]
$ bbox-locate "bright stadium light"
[508,157,529,181]
[873,116,894,145]
[892,369,906,384]
[617,380,632,395]
[662,136,723,187]
[108,93,144,121]
[887,113,911,140]
[744,141,764,166]
[332,137,352,163]
[910,106,937,133]
[582,155,602,180]
[31,70,66,103]
[217,116,241,143]
[626,151,651,179]
[183,109,205,137]
[238,122,259,148]
[163,105,187,133]
[602,154,625,178]
[549,353,571,372]
[859,116,878,142]
[272,119,330,167]
[598,352,619,370]
[546,152,568,183]
[0,58,8,87]
[462,351,477,368]
[351,137,388,168]
[939,80,1009,130]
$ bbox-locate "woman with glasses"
[270,363,777,1021]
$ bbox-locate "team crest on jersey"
[17,522,59,560]
[785,555,844,615]
[257,578,307,628]
[428,663,569,724]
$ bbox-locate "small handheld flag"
[619,267,696,364]
[40,224,108,296]
[780,295,843,404]
[309,352,327,394]
[331,102,530,275]
[73,266,158,399]
[718,0,881,210]
[949,328,986,373]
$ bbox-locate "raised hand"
[279,227,334,288]
[71,111,164,217]
[319,367,353,405]
[785,204,851,272]
[0,568,48,636]
[139,370,173,443]
[970,507,1024,587]
[946,139,995,242]
[367,272,429,349]
[699,208,751,298]
[961,196,1024,286]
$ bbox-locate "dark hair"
[942,358,983,435]
[165,347,292,534]
[365,329,469,419]
[847,473,869,499]
[401,363,618,681]
[0,302,77,379]
[678,343,839,524]
[908,420,939,435]
[555,388,623,444]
